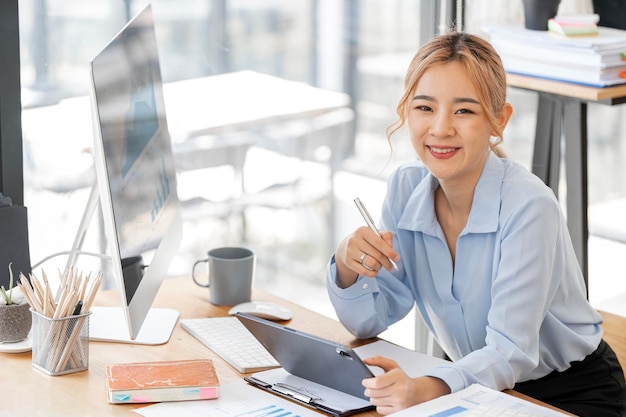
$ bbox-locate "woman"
[326,32,626,416]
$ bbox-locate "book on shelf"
[502,55,626,87]
[483,24,626,87]
[490,36,626,69]
[550,13,600,25]
[548,14,599,37]
[105,359,220,404]
[483,24,626,52]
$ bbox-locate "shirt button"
[361,282,369,290]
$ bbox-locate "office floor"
[24,95,626,351]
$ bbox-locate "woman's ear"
[493,103,513,135]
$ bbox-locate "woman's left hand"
[362,356,451,415]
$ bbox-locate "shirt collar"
[398,153,504,235]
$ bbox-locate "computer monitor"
[73,5,182,344]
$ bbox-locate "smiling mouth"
[428,146,458,154]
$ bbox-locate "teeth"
[430,147,456,154]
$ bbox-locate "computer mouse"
[228,301,293,321]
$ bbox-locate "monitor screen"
[87,4,182,343]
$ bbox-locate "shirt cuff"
[426,365,467,393]
[327,255,379,299]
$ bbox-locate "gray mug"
[192,247,255,306]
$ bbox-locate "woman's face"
[407,61,504,187]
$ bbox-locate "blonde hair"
[387,32,508,157]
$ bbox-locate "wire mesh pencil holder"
[31,309,91,376]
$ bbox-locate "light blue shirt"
[327,153,602,393]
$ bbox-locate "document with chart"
[132,381,322,417]
[391,384,571,416]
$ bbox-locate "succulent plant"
[0,263,18,305]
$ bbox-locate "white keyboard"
[181,316,280,373]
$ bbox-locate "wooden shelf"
[507,73,626,104]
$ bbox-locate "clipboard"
[236,313,375,417]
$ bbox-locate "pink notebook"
[105,359,219,403]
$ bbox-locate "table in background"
[21,70,352,169]
[507,73,626,290]
[164,70,351,139]
[165,71,355,247]
[22,71,354,270]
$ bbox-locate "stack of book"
[483,23,626,87]
[548,14,599,37]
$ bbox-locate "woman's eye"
[415,105,432,112]
[456,108,474,114]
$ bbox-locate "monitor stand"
[89,306,179,345]
[65,184,105,272]
[67,185,179,345]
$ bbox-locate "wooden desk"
[3,276,578,417]
[2,276,372,417]
[507,73,626,289]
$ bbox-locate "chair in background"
[245,107,355,246]
[173,131,251,222]
[172,131,253,270]
[168,106,355,282]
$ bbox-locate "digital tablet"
[236,312,374,400]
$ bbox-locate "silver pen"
[354,198,399,271]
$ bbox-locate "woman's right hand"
[335,226,399,288]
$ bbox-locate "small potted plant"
[0,263,32,343]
